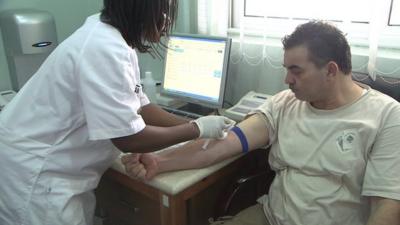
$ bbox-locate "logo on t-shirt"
[336,131,356,152]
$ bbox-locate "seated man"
[122,21,400,225]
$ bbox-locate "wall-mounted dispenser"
[0,9,58,91]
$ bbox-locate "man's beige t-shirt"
[255,86,400,225]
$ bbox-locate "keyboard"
[162,106,202,119]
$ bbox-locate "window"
[244,0,370,23]
[389,0,400,25]
[231,0,400,48]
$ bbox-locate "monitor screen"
[161,34,231,109]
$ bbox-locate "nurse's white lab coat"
[0,14,149,225]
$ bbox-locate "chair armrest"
[215,168,275,217]
[236,170,272,185]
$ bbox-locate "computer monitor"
[160,34,232,115]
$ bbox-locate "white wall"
[0,0,103,91]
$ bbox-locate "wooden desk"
[95,149,266,225]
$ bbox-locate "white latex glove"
[192,115,236,139]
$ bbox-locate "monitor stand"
[177,103,215,116]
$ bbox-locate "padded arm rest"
[352,72,400,102]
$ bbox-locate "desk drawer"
[96,178,161,225]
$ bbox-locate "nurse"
[0,0,234,225]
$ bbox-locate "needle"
[202,139,211,150]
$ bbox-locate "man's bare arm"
[367,196,400,225]
[155,113,270,174]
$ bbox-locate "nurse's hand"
[192,115,236,139]
[121,153,159,180]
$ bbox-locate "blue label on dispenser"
[32,41,52,47]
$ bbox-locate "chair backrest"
[352,72,400,102]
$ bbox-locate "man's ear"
[325,61,339,78]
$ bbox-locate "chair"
[352,72,400,102]
[213,148,274,218]
[214,72,400,219]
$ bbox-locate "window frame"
[230,0,400,49]
[388,0,400,26]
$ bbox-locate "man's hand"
[192,115,236,139]
[121,153,159,180]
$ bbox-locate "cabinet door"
[95,177,161,225]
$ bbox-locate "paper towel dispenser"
[0,9,58,90]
